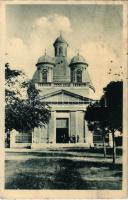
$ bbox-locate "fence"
[15,134,32,143]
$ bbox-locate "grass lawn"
[5,156,122,189]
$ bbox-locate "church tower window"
[42,69,47,82]
[71,70,75,82]
[59,47,63,56]
[76,69,82,83]
[53,33,68,57]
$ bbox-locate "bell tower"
[53,33,70,82]
[53,33,68,57]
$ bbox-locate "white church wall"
[76,111,85,143]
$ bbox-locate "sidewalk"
[5,148,122,165]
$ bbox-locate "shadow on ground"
[5,158,122,189]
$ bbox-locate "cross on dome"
[44,48,47,56]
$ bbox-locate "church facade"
[31,34,95,148]
[10,34,96,148]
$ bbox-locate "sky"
[6,4,123,99]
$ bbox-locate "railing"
[15,135,32,143]
[36,82,89,87]
[72,83,87,87]
[44,101,89,104]
[54,83,71,87]
[37,83,52,87]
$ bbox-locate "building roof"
[36,51,55,66]
[70,53,88,65]
[39,89,93,102]
[53,34,68,46]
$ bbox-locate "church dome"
[70,53,88,66]
[36,51,55,66]
[53,34,68,46]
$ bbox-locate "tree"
[85,81,123,164]
[85,102,109,158]
[5,63,51,135]
[102,81,123,164]
[5,62,25,105]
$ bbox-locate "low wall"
[10,131,32,148]
[10,143,31,148]
[31,143,90,149]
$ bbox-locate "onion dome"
[53,33,68,46]
[70,52,88,66]
[36,49,55,66]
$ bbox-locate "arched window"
[55,47,57,56]
[76,69,82,83]
[42,69,47,82]
[59,47,63,56]
[71,70,75,82]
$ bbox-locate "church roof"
[36,51,55,66]
[40,89,93,102]
[70,53,88,65]
[53,34,68,46]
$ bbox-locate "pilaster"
[47,111,56,143]
[76,111,84,143]
[70,111,77,138]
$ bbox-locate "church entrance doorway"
[56,118,69,143]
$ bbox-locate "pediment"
[41,89,90,103]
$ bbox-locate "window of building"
[58,61,63,64]
[59,47,63,56]
[76,69,82,83]
[42,69,47,82]
[56,118,68,129]
[55,48,57,56]
[71,70,75,82]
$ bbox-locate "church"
[10,34,97,148]
[31,33,95,148]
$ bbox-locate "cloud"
[29,14,72,58]
[7,14,73,77]
[80,41,123,99]
[6,14,123,99]
[33,14,72,34]
[6,38,30,73]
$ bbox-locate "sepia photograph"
[0,0,128,199]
